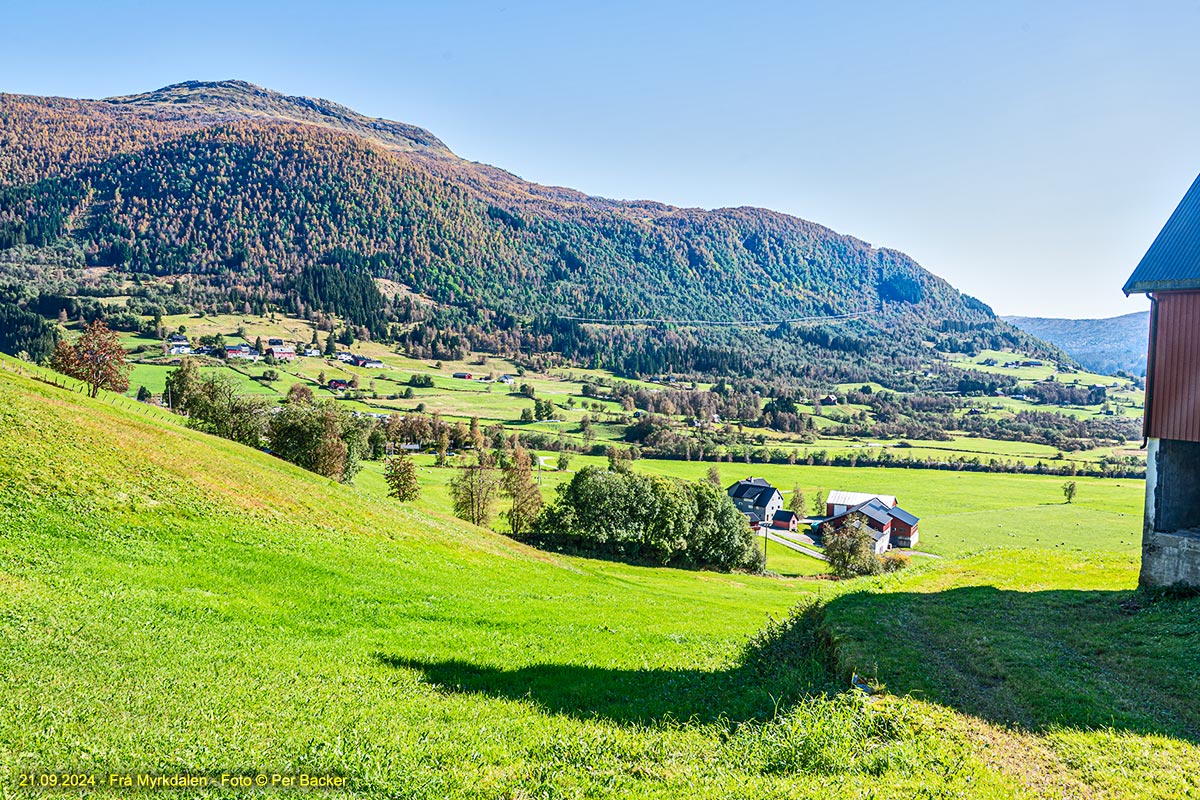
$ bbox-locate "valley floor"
[0,367,1194,798]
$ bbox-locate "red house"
[822,497,919,550]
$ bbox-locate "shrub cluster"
[531,466,764,572]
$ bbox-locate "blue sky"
[5,0,1198,318]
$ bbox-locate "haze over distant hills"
[1003,311,1149,377]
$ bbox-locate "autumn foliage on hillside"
[0,82,1066,385]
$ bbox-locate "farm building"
[225,343,257,361]
[1123,171,1200,587]
[268,345,296,361]
[770,510,799,532]
[821,495,919,549]
[727,478,783,530]
[825,490,897,517]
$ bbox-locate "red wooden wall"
[1148,291,1200,442]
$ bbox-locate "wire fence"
[0,357,186,426]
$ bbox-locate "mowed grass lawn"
[623,460,1143,558]
[0,365,1190,798]
[354,449,1142,573]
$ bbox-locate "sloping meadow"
[0,365,1183,797]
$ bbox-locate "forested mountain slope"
[0,80,1064,384]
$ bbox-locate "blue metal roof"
[1125,172,1200,294]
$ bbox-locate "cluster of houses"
[222,340,303,361]
[336,351,385,369]
[163,334,393,370]
[726,478,919,553]
[452,372,517,384]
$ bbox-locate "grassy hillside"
[822,552,1200,799]
[0,366,1194,797]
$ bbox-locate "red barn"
[821,497,919,550]
[1123,172,1200,587]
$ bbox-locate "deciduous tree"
[502,446,542,538]
[790,485,806,516]
[450,452,500,527]
[384,452,420,502]
[50,320,130,398]
[821,512,882,579]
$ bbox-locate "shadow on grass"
[823,586,1200,742]
[379,587,1200,740]
[377,602,837,727]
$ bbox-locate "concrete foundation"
[1141,438,1200,588]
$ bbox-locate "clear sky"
[5,0,1197,318]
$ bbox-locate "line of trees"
[162,360,372,482]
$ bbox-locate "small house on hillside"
[226,343,257,361]
[452,372,473,380]
[727,478,784,530]
[1123,171,1200,587]
[820,394,839,406]
[268,345,296,361]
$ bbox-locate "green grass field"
[110,313,1149,477]
[0,362,1193,798]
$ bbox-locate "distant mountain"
[1003,312,1149,376]
[0,79,1065,386]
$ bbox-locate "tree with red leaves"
[51,320,131,398]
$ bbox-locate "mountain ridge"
[1002,311,1148,376]
[102,79,451,154]
[0,80,1066,384]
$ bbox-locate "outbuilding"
[1123,171,1200,587]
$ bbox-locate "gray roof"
[1124,172,1200,294]
[830,498,919,527]
[728,478,775,503]
[856,499,895,526]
